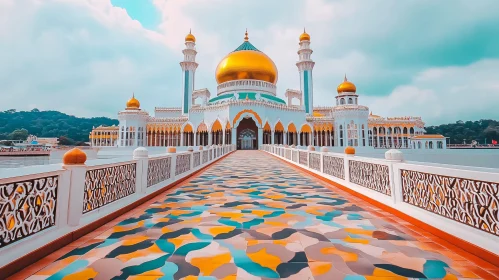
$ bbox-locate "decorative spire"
[244,29,249,41]
[132,92,135,98]
[189,28,192,34]
[344,74,348,82]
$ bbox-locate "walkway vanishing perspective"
[13,151,496,279]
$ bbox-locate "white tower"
[179,30,199,116]
[117,94,149,147]
[296,29,315,114]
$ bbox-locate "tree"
[58,136,75,146]
[31,108,40,113]
[9,129,29,140]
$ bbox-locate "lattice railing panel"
[83,163,136,213]
[0,175,58,248]
[193,152,200,168]
[401,169,499,236]
[349,160,391,196]
[175,154,191,176]
[147,157,171,187]
[309,153,321,171]
[323,155,345,179]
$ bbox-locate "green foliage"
[425,119,499,144]
[0,109,118,142]
[9,128,29,140]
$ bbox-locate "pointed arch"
[233,109,262,128]
[225,121,231,130]
[287,123,297,133]
[263,121,272,132]
[182,123,193,133]
[274,121,284,132]
[197,122,208,133]
[300,124,312,133]
[211,119,223,132]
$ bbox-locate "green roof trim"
[208,92,287,105]
[261,93,287,105]
[233,41,260,52]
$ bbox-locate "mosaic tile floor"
[13,151,498,279]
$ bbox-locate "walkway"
[12,151,497,279]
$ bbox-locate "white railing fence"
[0,144,236,269]
[261,144,499,258]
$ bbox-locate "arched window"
[410,127,415,134]
[340,98,345,105]
[347,121,358,146]
[425,141,429,149]
[362,124,366,146]
[339,125,344,146]
[429,141,433,149]
[437,141,443,149]
[418,142,422,149]
[348,98,353,104]
[403,127,408,134]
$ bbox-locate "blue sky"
[1,0,498,125]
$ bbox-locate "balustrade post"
[320,147,328,173]
[385,149,404,203]
[62,148,87,227]
[168,147,177,179]
[187,147,194,171]
[344,146,355,182]
[133,147,149,194]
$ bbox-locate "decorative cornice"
[190,99,305,113]
[155,107,182,112]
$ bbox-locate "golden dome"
[299,28,310,42]
[215,30,278,84]
[185,29,196,43]
[344,146,356,155]
[337,75,357,94]
[126,93,140,109]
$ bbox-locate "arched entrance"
[237,117,258,150]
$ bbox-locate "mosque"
[89,30,446,151]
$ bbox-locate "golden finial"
[244,29,249,41]
[344,74,348,82]
[132,92,135,98]
[189,28,192,34]
[245,93,249,100]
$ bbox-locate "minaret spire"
[344,74,347,82]
[244,29,249,41]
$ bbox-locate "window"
[437,141,443,149]
[348,98,353,104]
[340,98,345,105]
[362,124,366,146]
[418,142,422,149]
[339,125,344,146]
[347,121,358,146]
[429,141,433,149]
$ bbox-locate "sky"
[1,0,498,125]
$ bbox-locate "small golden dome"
[215,30,278,84]
[62,148,87,165]
[185,29,196,43]
[344,146,356,155]
[313,111,324,117]
[299,28,310,42]
[337,75,357,94]
[126,93,140,109]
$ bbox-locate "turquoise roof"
[233,41,260,52]
[208,92,286,105]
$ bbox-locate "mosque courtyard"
[11,151,497,279]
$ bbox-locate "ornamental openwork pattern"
[193,152,201,167]
[349,160,391,196]
[175,154,191,176]
[323,155,345,179]
[0,175,58,248]
[209,150,213,161]
[309,153,321,171]
[401,169,499,236]
[293,151,299,163]
[299,151,308,166]
[285,149,291,160]
[83,163,136,213]
[202,150,208,164]
[147,157,171,187]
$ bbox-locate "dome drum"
[217,79,276,96]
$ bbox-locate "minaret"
[179,30,199,115]
[296,28,315,114]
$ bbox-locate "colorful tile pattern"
[16,151,495,279]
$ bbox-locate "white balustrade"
[260,144,499,258]
[0,144,236,269]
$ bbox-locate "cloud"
[0,0,498,125]
[364,59,499,125]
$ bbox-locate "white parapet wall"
[261,144,499,259]
[0,144,236,269]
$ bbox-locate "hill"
[0,109,118,143]
[425,119,499,144]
